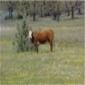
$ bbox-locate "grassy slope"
[0,17,84,85]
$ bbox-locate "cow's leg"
[50,41,53,52]
[34,43,39,53]
[36,45,38,53]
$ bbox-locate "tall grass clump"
[15,20,29,52]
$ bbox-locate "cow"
[28,28,54,53]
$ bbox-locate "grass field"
[0,16,84,85]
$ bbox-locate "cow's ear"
[28,26,32,33]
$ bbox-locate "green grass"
[0,17,84,85]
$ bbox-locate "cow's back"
[32,29,54,44]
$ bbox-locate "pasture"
[0,16,84,85]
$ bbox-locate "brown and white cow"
[28,28,54,53]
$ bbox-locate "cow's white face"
[28,30,32,39]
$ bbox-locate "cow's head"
[28,30,32,39]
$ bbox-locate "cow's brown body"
[29,29,54,52]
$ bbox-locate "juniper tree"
[15,20,29,52]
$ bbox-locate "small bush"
[15,20,29,52]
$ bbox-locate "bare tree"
[32,1,36,21]
[67,1,76,19]
[75,1,83,15]
[65,2,70,16]
[52,1,61,21]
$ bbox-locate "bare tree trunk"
[71,6,74,19]
[53,10,57,20]
[40,2,43,17]
[67,9,70,16]
[33,1,36,21]
[78,7,82,15]
[56,4,61,21]
[8,5,13,19]
[65,2,70,16]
